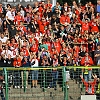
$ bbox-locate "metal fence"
[0,66,100,100]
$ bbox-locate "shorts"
[32,70,38,80]
[66,71,70,82]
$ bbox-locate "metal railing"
[0,66,100,100]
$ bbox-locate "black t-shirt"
[0,58,7,67]
[94,49,100,63]
[6,58,13,67]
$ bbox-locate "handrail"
[0,66,100,70]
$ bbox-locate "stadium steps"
[8,85,64,100]
[2,80,85,100]
[68,79,84,100]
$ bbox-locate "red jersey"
[14,15,24,25]
[20,48,29,57]
[30,44,38,52]
[38,20,49,34]
[60,15,70,25]
[18,26,27,35]
[90,21,99,32]
[81,56,93,67]
[82,78,96,95]
[13,58,21,67]
[45,41,52,52]
[78,18,90,33]
[54,42,61,53]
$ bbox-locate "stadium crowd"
[0,0,100,94]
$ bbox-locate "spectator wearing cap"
[81,52,93,82]
[94,43,100,77]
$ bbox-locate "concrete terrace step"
[2,80,83,100]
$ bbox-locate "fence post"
[63,66,68,100]
[43,69,45,92]
[62,66,65,91]
[4,68,8,100]
[23,69,26,93]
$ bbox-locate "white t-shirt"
[6,11,14,21]
[1,50,12,58]
[0,37,8,43]
[31,59,38,68]
[11,47,18,58]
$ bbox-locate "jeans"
[0,89,5,100]
[14,71,20,86]
[84,70,92,82]
[21,71,29,87]
[50,71,58,88]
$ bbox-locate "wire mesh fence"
[0,66,100,100]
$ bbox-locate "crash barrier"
[0,66,100,100]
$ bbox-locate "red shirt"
[45,41,52,52]
[78,18,90,33]
[30,44,38,52]
[90,21,99,32]
[60,15,70,24]
[0,7,2,13]
[14,15,24,25]
[54,42,61,53]
[18,26,27,35]
[20,48,29,57]
[38,20,49,34]
[13,58,21,67]
[82,78,96,94]
[81,56,93,68]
